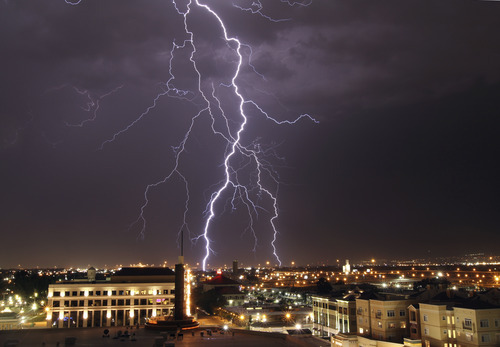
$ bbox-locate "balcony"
[462,322,474,331]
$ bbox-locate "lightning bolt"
[64,86,123,127]
[64,0,316,271]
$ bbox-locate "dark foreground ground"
[0,326,330,347]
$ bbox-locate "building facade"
[46,267,176,328]
[356,293,415,343]
[312,293,357,337]
[454,306,500,347]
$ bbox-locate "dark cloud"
[1,0,499,268]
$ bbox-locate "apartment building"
[419,303,457,347]
[356,292,417,343]
[409,290,500,347]
[46,267,176,328]
[312,292,358,337]
[454,305,500,347]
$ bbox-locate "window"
[481,334,490,343]
[495,319,499,327]
[423,315,428,322]
[357,308,363,314]
[410,311,416,321]
[54,292,60,297]
[376,310,382,318]
[88,300,93,306]
[465,332,473,341]
[163,290,169,295]
[64,301,69,307]
[79,300,84,306]
[377,321,382,328]
[411,328,417,334]
[65,291,70,297]
[126,299,130,305]
[111,300,116,306]
[343,308,347,314]
[400,321,406,329]
[94,300,101,306]
[112,290,117,296]
[119,290,124,296]
[53,301,60,307]
[96,291,101,296]
[359,328,364,334]
[72,291,77,297]
[89,291,93,296]
[79,291,84,296]
[170,289,175,294]
[359,317,363,324]
[424,328,429,335]
[442,316,446,320]
[103,290,108,296]
[480,319,489,328]
[387,310,395,317]
[388,322,396,329]
[399,310,405,317]
[102,300,108,306]
[464,318,472,328]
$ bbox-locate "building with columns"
[46,267,176,328]
[312,292,358,337]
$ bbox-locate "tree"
[192,288,227,315]
[316,277,332,294]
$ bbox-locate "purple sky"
[1,0,499,268]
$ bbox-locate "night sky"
[1,0,499,269]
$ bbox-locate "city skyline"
[1,1,499,268]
